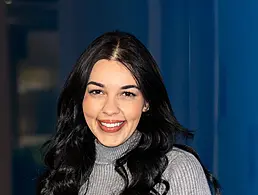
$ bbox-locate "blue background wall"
[217,0,258,194]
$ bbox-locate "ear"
[142,102,150,112]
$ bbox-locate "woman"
[37,31,221,195]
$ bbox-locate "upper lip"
[98,120,125,123]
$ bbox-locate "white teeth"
[100,122,123,128]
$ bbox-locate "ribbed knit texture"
[79,131,211,195]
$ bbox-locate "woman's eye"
[89,90,103,95]
[122,92,136,97]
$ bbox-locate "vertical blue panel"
[218,0,258,194]
[188,0,216,169]
[161,0,216,169]
[160,0,189,127]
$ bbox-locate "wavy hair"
[37,31,220,195]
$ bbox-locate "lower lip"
[98,121,126,133]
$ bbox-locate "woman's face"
[82,59,148,147]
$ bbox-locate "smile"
[100,122,123,127]
[98,120,126,133]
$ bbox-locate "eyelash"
[88,90,136,97]
[122,91,136,97]
[89,90,103,95]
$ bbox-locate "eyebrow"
[87,81,140,90]
[87,81,104,88]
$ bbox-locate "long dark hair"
[37,31,220,195]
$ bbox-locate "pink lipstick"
[98,120,126,133]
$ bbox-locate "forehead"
[89,59,137,85]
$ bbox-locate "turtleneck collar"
[95,130,142,165]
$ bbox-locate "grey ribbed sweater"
[79,132,211,195]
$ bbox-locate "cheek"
[82,96,99,119]
[120,101,144,121]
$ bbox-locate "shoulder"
[161,146,211,195]
[165,146,204,172]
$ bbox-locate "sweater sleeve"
[163,149,212,195]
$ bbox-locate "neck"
[95,131,142,165]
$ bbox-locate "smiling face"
[82,59,149,147]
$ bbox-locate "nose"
[102,97,120,116]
